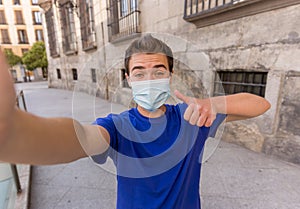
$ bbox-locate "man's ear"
[125,73,131,87]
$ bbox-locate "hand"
[0,50,16,143]
[174,90,216,127]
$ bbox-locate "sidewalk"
[16,82,300,209]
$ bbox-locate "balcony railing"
[184,0,235,17]
[184,0,300,28]
[0,90,26,209]
[107,0,141,42]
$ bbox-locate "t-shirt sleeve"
[207,113,227,138]
[90,114,117,164]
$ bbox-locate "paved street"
[15,81,300,209]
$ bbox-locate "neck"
[137,105,166,118]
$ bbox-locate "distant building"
[40,0,300,164]
[0,0,44,82]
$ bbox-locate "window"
[13,0,21,5]
[32,11,42,24]
[78,0,96,50]
[107,0,140,42]
[91,68,97,83]
[1,29,11,44]
[121,68,130,88]
[60,2,77,53]
[31,0,38,5]
[35,29,44,41]
[17,29,28,44]
[120,0,137,16]
[15,10,24,24]
[214,71,268,97]
[45,8,59,57]
[120,0,128,17]
[72,68,78,80]
[11,69,18,81]
[184,0,300,28]
[0,10,6,24]
[57,69,61,79]
[21,48,28,55]
[4,48,12,53]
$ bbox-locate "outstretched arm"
[0,51,109,165]
[174,90,271,127]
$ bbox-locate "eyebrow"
[131,64,168,72]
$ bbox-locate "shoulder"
[93,108,140,128]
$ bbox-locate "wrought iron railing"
[12,90,28,193]
[107,0,141,42]
[184,0,237,18]
[183,0,300,28]
[0,90,27,209]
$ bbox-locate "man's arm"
[211,92,271,122]
[174,90,271,127]
[0,51,109,165]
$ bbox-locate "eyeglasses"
[129,67,171,81]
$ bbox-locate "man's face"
[127,53,170,82]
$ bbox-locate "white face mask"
[130,78,171,112]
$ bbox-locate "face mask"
[130,78,171,112]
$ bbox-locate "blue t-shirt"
[92,103,226,209]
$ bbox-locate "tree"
[22,41,48,78]
[3,49,22,67]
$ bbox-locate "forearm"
[212,93,271,119]
[0,109,88,165]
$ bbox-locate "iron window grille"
[107,0,140,42]
[91,68,97,83]
[15,10,24,24]
[214,71,268,97]
[45,8,59,57]
[1,29,11,44]
[0,10,6,24]
[17,29,28,44]
[32,11,42,25]
[72,68,78,80]
[60,1,77,54]
[78,0,96,51]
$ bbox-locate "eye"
[154,70,167,77]
[134,73,144,78]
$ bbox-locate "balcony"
[107,0,141,42]
[184,0,300,28]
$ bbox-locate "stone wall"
[44,1,300,164]
[263,72,300,164]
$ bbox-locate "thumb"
[174,90,191,104]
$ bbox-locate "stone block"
[222,121,265,152]
[278,72,300,136]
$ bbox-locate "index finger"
[174,90,192,104]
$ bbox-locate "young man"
[0,35,270,209]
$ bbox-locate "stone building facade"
[0,0,45,82]
[40,0,300,164]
